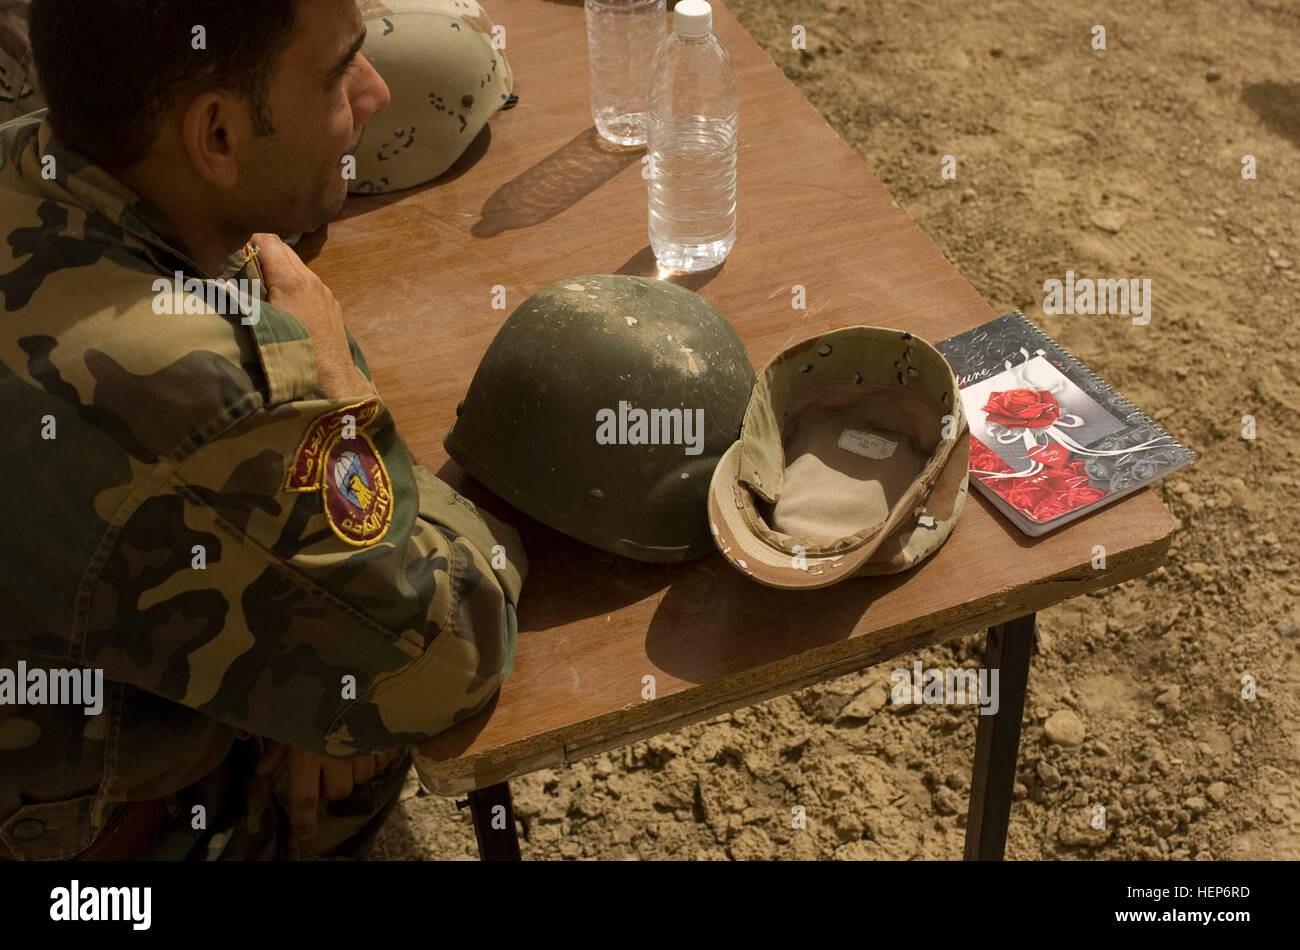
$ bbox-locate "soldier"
[0,0,526,860]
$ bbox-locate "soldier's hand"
[252,233,377,401]
[255,740,399,841]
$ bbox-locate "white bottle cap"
[673,0,713,37]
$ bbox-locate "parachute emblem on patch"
[285,397,394,546]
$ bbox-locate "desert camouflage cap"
[707,326,970,589]
[350,0,513,194]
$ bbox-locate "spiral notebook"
[935,312,1195,536]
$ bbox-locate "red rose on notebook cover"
[1034,461,1091,493]
[969,435,1012,473]
[1029,480,1106,521]
[986,442,1106,522]
[1001,479,1049,514]
[982,389,1061,429]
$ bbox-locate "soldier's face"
[241,0,390,233]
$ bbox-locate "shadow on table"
[431,467,1066,697]
[472,126,642,238]
[429,468,1039,680]
[293,124,501,263]
[642,554,917,683]
[615,244,725,292]
[640,486,1076,681]
[432,459,675,629]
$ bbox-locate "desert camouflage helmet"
[446,275,757,563]
[708,326,970,589]
[0,0,42,124]
[350,0,513,194]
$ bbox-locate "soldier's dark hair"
[28,0,299,170]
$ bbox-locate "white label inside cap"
[838,428,898,460]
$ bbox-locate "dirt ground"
[370,0,1300,860]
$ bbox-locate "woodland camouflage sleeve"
[83,387,527,758]
[0,116,526,759]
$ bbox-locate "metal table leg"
[963,613,1037,860]
[461,781,522,861]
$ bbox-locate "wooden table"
[308,0,1175,860]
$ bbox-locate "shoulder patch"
[285,397,393,546]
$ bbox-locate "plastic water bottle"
[585,0,667,146]
[647,0,738,272]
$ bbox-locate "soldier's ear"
[179,92,242,190]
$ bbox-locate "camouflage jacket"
[0,112,526,859]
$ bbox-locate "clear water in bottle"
[585,0,667,147]
[647,0,738,272]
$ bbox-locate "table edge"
[413,516,1173,795]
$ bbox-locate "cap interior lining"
[739,384,943,557]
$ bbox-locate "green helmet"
[445,275,756,563]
